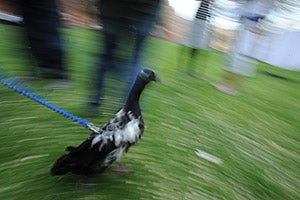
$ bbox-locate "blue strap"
[0,68,96,131]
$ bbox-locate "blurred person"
[213,0,273,95]
[177,0,213,77]
[85,0,161,116]
[17,0,68,87]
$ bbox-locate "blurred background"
[0,1,300,199]
[1,0,299,70]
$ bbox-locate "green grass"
[0,24,300,200]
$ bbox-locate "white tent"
[244,30,300,71]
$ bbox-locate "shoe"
[38,67,66,80]
[84,102,100,117]
[212,83,240,96]
[187,72,197,78]
[45,79,71,90]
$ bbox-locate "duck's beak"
[154,76,162,84]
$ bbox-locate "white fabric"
[224,52,257,77]
[243,30,300,71]
[225,0,300,71]
[224,0,274,76]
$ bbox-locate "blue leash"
[0,67,100,133]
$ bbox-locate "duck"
[51,69,161,176]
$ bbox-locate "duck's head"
[139,69,161,83]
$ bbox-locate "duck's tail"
[51,151,73,176]
[50,140,95,176]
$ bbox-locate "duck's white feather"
[91,108,142,150]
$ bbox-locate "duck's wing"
[51,138,92,175]
[51,134,119,176]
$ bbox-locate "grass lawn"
[0,24,300,200]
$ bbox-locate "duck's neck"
[124,77,147,115]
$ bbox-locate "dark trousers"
[90,1,160,106]
[19,0,65,79]
[91,22,148,105]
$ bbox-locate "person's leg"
[213,53,255,96]
[126,32,146,95]
[186,48,198,76]
[20,0,65,79]
[125,1,160,96]
[176,45,188,71]
[90,26,118,107]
